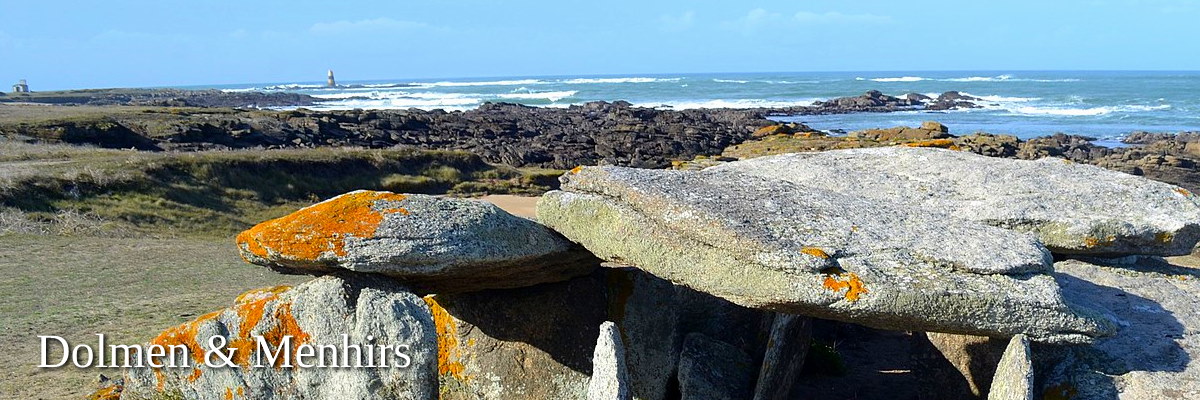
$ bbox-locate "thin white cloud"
[659,11,696,32]
[722,8,892,34]
[309,18,433,35]
[720,9,784,34]
[793,11,892,24]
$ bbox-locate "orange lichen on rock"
[423,296,467,380]
[235,285,292,304]
[569,165,584,174]
[149,284,307,385]
[902,139,959,150]
[236,191,409,263]
[822,272,868,302]
[86,385,122,400]
[1084,235,1116,248]
[801,247,830,259]
[1157,232,1175,244]
[1175,188,1193,197]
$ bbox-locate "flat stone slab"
[1044,260,1200,399]
[237,190,597,292]
[538,166,1113,343]
[710,147,1200,256]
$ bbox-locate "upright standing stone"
[588,322,632,400]
[753,313,813,400]
[988,334,1034,400]
[911,332,1007,399]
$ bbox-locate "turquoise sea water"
[207,71,1200,141]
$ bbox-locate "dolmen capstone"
[537,165,1114,343]
[710,147,1200,256]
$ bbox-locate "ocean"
[210,71,1200,142]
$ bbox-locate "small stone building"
[12,79,29,93]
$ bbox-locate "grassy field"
[0,138,556,398]
[0,141,561,238]
[0,235,310,399]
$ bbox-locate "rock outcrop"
[119,274,438,400]
[587,322,632,400]
[538,166,1113,343]
[1042,259,1200,399]
[712,147,1200,256]
[677,333,756,400]
[988,335,1034,400]
[237,191,597,293]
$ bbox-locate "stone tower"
[12,79,29,93]
[327,70,336,87]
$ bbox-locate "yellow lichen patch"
[225,388,234,400]
[187,368,203,382]
[569,165,584,174]
[822,272,868,302]
[150,309,224,363]
[1084,236,1116,248]
[423,296,468,380]
[801,247,830,259]
[86,385,122,400]
[1157,232,1175,244]
[902,139,958,149]
[1176,188,1193,197]
[230,299,311,368]
[236,191,409,262]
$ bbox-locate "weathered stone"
[677,333,756,400]
[712,147,1200,256]
[1039,260,1200,399]
[606,265,769,400]
[988,334,1034,400]
[427,270,608,400]
[237,190,597,293]
[911,332,1006,399]
[588,322,632,400]
[538,166,1113,343]
[752,314,812,400]
[120,273,437,400]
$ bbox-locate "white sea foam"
[1007,104,1171,116]
[639,99,820,110]
[962,93,1042,102]
[497,90,578,101]
[560,77,681,84]
[410,79,548,88]
[945,75,1013,82]
[870,76,928,82]
[713,79,750,83]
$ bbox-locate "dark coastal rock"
[0,88,317,107]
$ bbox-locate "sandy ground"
[0,235,308,399]
[479,194,539,218]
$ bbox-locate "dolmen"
[92,147,1200,399]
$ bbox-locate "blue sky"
[2,0,1197,89]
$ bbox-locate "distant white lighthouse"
[327,70,336,87]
